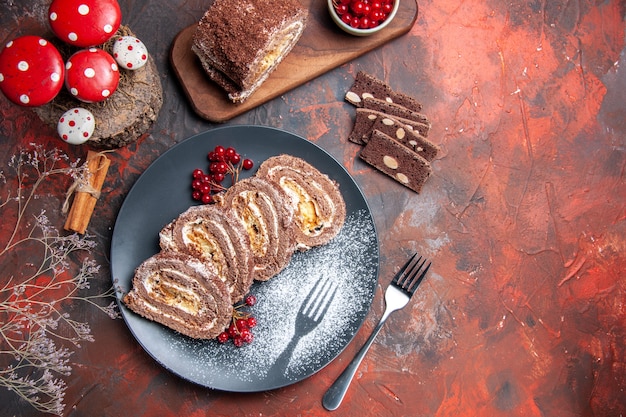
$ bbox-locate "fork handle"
[322,311,391,411]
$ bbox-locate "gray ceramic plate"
[111,126,379,391]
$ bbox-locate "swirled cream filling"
[182,220,235,277]
[233,191,272,257]
[144,268,201,315]
[281,178,332,236]
[140,302,218,331]
[252,21,304,84]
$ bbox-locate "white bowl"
[328,0,400,37]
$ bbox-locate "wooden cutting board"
[170,0,418,122]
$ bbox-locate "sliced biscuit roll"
[257,154,346,250]
[159,204,254,302]
[348,108,432,145]
[122,252,233,339]
[360,129,432,194]
[222,177,296,281]
[345,71,423,112]
[369,116,439,162]
[361,97,431,134]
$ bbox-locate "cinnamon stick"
[64,151,110,234]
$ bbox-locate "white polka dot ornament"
[57,107,95,145]
[49,0,122,47]
[65,48,120,103]
[0,36,65,106]
[113,36,148,70]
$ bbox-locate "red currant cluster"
[191,145,254,204]
[217,294,258,347]
[333,0,395,29]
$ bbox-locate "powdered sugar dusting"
[159,209,378,390]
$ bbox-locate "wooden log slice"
[33,26,163,149]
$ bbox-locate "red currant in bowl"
[328,0,399,36]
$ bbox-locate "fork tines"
[303,278,338,321]
[392,253,431,295]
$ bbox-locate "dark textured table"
[1,0,624,416]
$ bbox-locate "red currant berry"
[371,0,381,10]
[192,168,204,179]
[212,172,225,183]
[336,3,348,14]
[382,1,393,13]
[207,151,216,161]
[236,318,248,331]
[350,16,360,27]
[360,16,370,28]
[341,13,353,25]
[192,190,202,201]
[247,316,257,328]
[242,159,254,170]
[230,153,241,165]
[233,336,244,347]
[201,193,213,204]
[245,294,257,306]
[199,182,211,194]
[215,161,228,174]
[241,330,253,344]
[191,179,203,190]
[228,323,238,338]
[217,331,229,343]
[214,145,225,158]
[351,0,365,15]
[224,147,236,160]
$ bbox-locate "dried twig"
[0,144,118,415]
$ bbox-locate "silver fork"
[268,277,338,377]
[322,253,431,411]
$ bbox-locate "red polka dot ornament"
[0,0,156,147]
[0,36,65,106]
[65,48,120,103]
[57,107,95,145]
[112,36,148,70]
[48,0,122,47]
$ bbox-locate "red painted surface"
[0,0,624,416]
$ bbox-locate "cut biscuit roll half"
[191,0,308,103]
